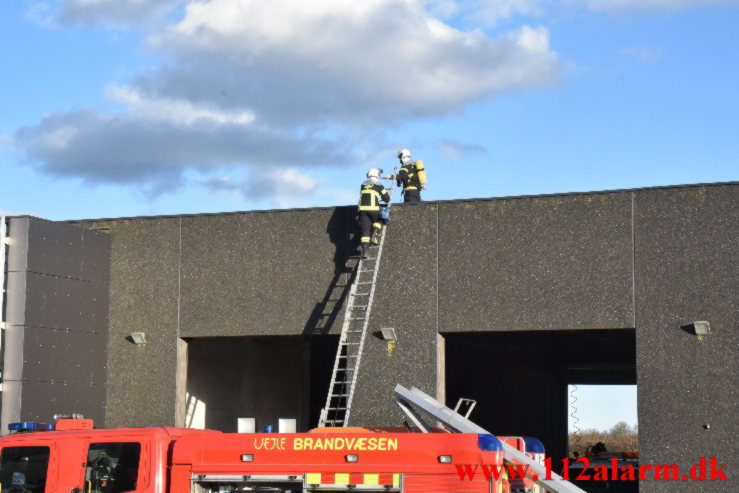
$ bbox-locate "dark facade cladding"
[1,182,736,493]
[1,217,110,432]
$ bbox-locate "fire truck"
[0,418,538,493]
[0,385,589,493]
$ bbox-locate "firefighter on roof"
[358,168,390,259]
[393,148,426,203]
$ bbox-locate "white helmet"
[397,148,411,165]
[367,168,381,179]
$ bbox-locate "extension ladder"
[318,171,396,427]
[394,385,588,493]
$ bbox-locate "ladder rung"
[346,330,363,333]
[327,407,347,410]
[325,420,345,424]
[349,317,366,320]
[341,342,361,345]
[338,355,358,358]
[350,306,367,309]
[356,281,374,284]
[351,292,369,296]
[331,394,351,397]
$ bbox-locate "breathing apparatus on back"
[397,149,426,186]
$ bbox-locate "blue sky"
[568,385,637,431]
[1,0,737,223]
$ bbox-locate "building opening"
[568,384,638,456]
[444,329,636,465]
[567,384,639,492]
[182,335,338,432]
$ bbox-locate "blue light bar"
[523,437,545,453]
[477,434,503,451]
[8,422,53,432]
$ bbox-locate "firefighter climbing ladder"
[394,384,588,493]
[319,171,396,428]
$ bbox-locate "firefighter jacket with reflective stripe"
[397,164,422,191]
[358,181,390,212]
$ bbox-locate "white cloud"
[437,140,486,160]
[0,134,15,147]
[106,85,255,126]
[15,109,347,194]
[619,43,664,60]
[466,0,545,24]
[41,126,80,151]
[425,0,461,18]
[14,0,560,206]
[205,168,352,207]
[24,2,56,27]
[148,0,559,119]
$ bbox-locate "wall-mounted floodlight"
[692,321,710,336]
[129,332,147,345]
[380,328,397,341]
[381,328,397,357]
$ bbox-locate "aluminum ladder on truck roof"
[394,384,588,493]
[318,170,397,428]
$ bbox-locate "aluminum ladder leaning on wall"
[394,384,588,493]
[318,171,397,428]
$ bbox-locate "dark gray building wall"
[90,217,181,428]
[438,192,635,331]
[63,182,737,493]
[2,217,110,432]
[634,185,738,492]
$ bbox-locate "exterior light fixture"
[345,454,359,463]
[380,328,397,358]
[692,321,710,336]
[129,332,147,345]
[438,455,453,463]
[241,454,254,462]
[380,328,397,341]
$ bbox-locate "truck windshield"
[86,443,141,493]
[0,446,50,493]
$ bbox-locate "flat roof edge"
[51,180,738,224]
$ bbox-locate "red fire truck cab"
[0,420,517,493]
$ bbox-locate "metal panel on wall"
[2,217,111,429]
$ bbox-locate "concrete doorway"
[444,329,636,463]
[180,335,338,432]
